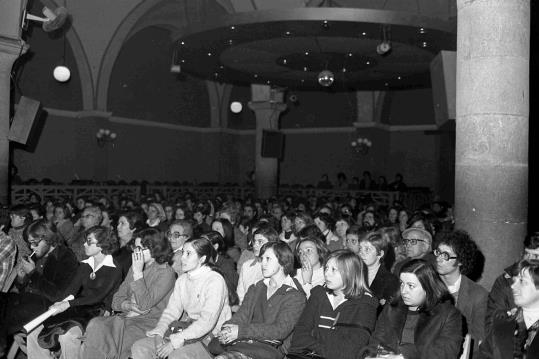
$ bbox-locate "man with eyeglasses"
[166,219,192,275]
[486,232,539,331]
[392,227,435,275]
[435,230,487,352]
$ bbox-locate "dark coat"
[370,266,400,305]
[478,309,539,359]
[456,275,488,346]
[290,285,378,359]
[364,299,464,359]
[486,263,516,331]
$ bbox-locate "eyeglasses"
[28,237,45,247]
[166,231,188,240]
[434,249,458,261]
[403,238,427,246]
[85,238,98,246]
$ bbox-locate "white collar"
[326,291,347,310]
[446,274,462,294]
[146,218,161,227]
[82,254,116,272]
[523,307,539,329]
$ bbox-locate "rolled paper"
[23,295,75,333]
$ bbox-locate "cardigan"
[364,299,464,359]
[227,276,306,353]
[486,262,517,330]
[290,285,378,359]
[148,265,232,348]
[369,265,400,305]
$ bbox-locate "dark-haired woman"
[131,238,232,359]
[82,228,176,359]
[212,218,235,252]
[113,211,146,279]
[53,202,75,242]
[27,226,123,359]
[202,231,239,305]
[289,250,378,359]
[212,242,306,359]
[363,259,463,359]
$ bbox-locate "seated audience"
[166,219,193,275]
[362,210,379,231]
[131,237,232,359]
[0,220,78,355]
[397,209,409,233]
[237,224,279,304]
[211,242,306,359]
[294,236,329,298]
[392,227,435,275]
[289,250,378,359]
[434,230,487,350]
[314,213,342,252]
[82,228,175,359]
[378,226,404,269]
[486,232,539,331]
[212,218,235,253]
[479,259,539,359]
[363,259,463,359]
[27,226,122,359]
[334,215,352,244]
[344,225,368,256]
[294,213,313,235]
[113,211,145,279]
[193,202,211,237]
[359,232,399,307]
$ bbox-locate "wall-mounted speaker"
[430,51,456,126]
[9,96,41,145]
[261,129,284,159]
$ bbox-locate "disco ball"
[318,70,334,87]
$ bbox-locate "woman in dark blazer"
[363,259,463,359]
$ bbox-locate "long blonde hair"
[326,249,372,299]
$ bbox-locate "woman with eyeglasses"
[363,259,463,359]
[27,226,123,359]
[294,237,328,298]
[82,228,176,359]
[358,232,400,307]
[131,237,232,359]
[289,250,378,359]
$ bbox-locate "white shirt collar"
[523,307,539,329]
[446,274,462,294]
[82,254,116,272]
[263,275,297,291]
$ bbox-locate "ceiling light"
[208,52,212,56]
[318,70,334,87]
[230,26,235,30]
[230,101,242,113]
[419,27,426,34]
[362,32,367,36]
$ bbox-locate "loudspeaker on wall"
[261,130,284,159]
[430,51,456,126]
[9,96,41,145]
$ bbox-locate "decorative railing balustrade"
[11,184,432,209]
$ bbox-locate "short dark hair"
[516,259,539,288]
[253,224,279,243]
[434,229,479,276]
[85,226,118,255]
[524,232,539,250]
[314,212,335,231]
[25,219,62,246]
[53,202,71,219]
[298,224,323,241]
[212,218,234,247]
[260,241,295,276]
[10,204,31,223]
[139,228,173,265]
[399,259,452,312]
[346,224,369,238]
[119,211,145,232]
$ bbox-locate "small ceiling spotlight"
[53,65,70,82]
[419,27,426,34]
[322,20,329,29]
[318,70,334,87]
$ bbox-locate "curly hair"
[434,229,479,276]
[139,228,173,265]
[25,219,62,247]
[85,225,118,255]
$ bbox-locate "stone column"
[0,38,27,205]
[249,85,287,199]
[455,0,529,288]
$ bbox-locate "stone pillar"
[249,85,287,199]
[455,0,529,288]
[0,39,27,205]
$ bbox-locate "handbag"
[208,337,283,359]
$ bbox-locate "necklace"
[89,271,96,280]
